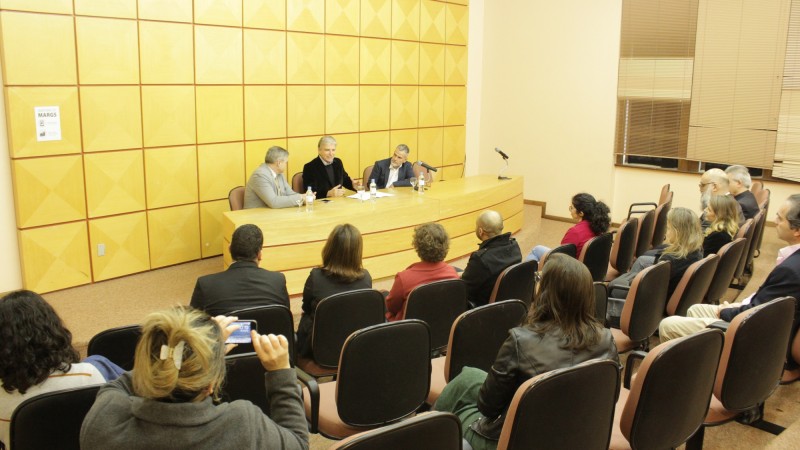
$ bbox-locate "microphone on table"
[495,147,510,160]
[418,161,438,172]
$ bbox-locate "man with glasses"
[244,146,305,209]
[369,144,415,188]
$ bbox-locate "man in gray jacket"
[244,146,305,209]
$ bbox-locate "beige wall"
[0,75,22,293]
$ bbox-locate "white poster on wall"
[34,106,61,142]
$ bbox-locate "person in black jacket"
[702,194,739,256]
[301,136,356,199]
[726,164,760,220]
[369,144,415,188]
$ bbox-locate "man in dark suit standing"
[302,135,356,198]
[190,224,289,316]
[370,144,415,188]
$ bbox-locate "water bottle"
[369,179,377,200]
[418,173,425,194]
[305,187,314,212]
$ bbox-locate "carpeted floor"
[42,204,800,449]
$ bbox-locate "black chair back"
[622,260,670,343]
[222,352,268,414]
[665,254,719,317]
[403,279,467,355]
[312,289,386,368]
[489,260,537,307]
[633,208,656,257]
[743,209,766,274]
[732,218,755,283]
[579,232,613,282]
[650,198,672,248]
[330,411,463,450]
[705,238,746,304]
[593,282,609,326]
[610,218,638,275]
[87,324,142,371]
[227,305,295,363]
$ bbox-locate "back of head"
[664,207,703,258]
[0,290,79,394]
[265,146,289,164]
[725,165,752,189]
[572,193,611,235]
[477,210,504,238]
[230,224,263,261]
[705,168,730,191]
[413,222,450,263]
[707,194,740,238]
[322,223,366,282]
[529,254,600,351]
[133,307,225,402]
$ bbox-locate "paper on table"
[347,191,394,200]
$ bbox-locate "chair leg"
[739,404,785,435]
[685,425,705,450]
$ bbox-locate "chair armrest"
[627,202,657,220]
[706,320,730,333]
[295,367,320,433]
[624,350,648,389]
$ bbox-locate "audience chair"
[222,352,269,415]
[609,261,671,353]
[730,218,755,290]
[412,162,433,184]
[658,183,671,206]
[605,218,639,282]
[497,359,620,450]
[632,208,656,258]
[9,384,101,450]
[300,320,431,439]
[228,186,245,211]
[227,305,295,363]
[579,232,613,282]
[362,165,374,186]
[329,411,463,450]
[610,329,724,450]
[539,243,577,268]
[704,238,747,305]
[750,180,764,195]
[686,297,796,450]
[296,289,386,379]
[665,254,719,317]
[291,171,304,194]
[781,325,800,384]
[755,204,769,259]
[745,208,766,272]
[755,188,770,211]
[87,324,142,371]
[427,300,528,404]
[402,279,467,356]
[488,260,537,307]
[650,195,672,248]
[593,282,609,326]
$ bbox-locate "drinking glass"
[357,184,366,202]
[295,198,303,212]
[409,177,417,192]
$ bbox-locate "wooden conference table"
[222,175,524,295]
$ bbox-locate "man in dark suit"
[190,224,289,316]
[660,194,800,342]
[370,144,415,188]
[301,135,356,199]
[726,164,760,220]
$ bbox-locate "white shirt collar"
[777,243,800,265]
[319,156,333,166]
[267,165,278,178]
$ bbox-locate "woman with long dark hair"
[525,193,611,261]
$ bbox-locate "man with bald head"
[700,168,744,227]
[461,210,522,308]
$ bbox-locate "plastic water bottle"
[305,187,314,212]
[418,173,425,194]
[369,179,377,200]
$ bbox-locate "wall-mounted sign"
[34,106,61,142]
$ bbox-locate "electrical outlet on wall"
[98,243,105,256]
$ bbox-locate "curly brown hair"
[413,223,450,263]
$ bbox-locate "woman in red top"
[525,193,611,261]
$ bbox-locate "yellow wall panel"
[200,200,228,257]
[12,155,86,228]
[287,32,325,84]
[80,86,142,152]
[19,222,91,293]
[445,3,468,45]
[327,0,359,35]
[390,129,419,161]
[138,0,192,22]
[420,43,445,85]
[361,0,391,38]
[246,139,288,176]
[443,125,466,165]
[419,86,444,127]
[244,29,286,84]
[139,21,194,84]
[148,204,200,269]
[5,87,81,158]
[0,12,76,85]
[195,25,243,84]
[141,86,196,147]
[0,0,71,14]
[391,86,419,129]
[449,0,469,5]
[89,212,150,281]
[335,133,361,178]
[327,86,360,134]
[326,35,359,84]
[243,0,285,29]
[75,0,136,18]
[84,150,146,218]
[441,164,463,181]
[287,136,322,174]
[420,0,445,43]
[360,131,390,174]
[196,86,244,144]
[445,44,467,85]
[287,86,325,136]
[145,146,198,208]
[195,0,242,26]
[444,86,467,126]
[76,17,139,84]
[418,126,443,167]
[391,41,420,85]
[360,86,390,131]
[393,0,421,41]
[287,0,324,33]
[198,142,245,201]
[360,38,391,84]
[245,86,287,140]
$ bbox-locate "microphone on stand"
[495,147,512,180]
[495,147,510,160]
[417,161,438,172]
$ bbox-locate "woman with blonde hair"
[296,223,372,357]
[80,307,308,450]
[703,194,740,256]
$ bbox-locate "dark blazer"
[369,158,415,188]
[189,261,290,316]
[734,190,760,220]
[302,156,354,198]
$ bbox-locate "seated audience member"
[80,307,308,450]
[296,224,372,358]
[370,144,415,188]
[703,194,739,256]
[385,223,460,321]
[244,146,305,209]
[525,193,610,262]
[725,164,760,220]
[461,211,522,308]
[190,224,289,316]
[1,290,123,447]
[699,168,745,227]
[607,207,704,325]
[660,194,800,343]
[434,254,619,450]
[302,135,356,199]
